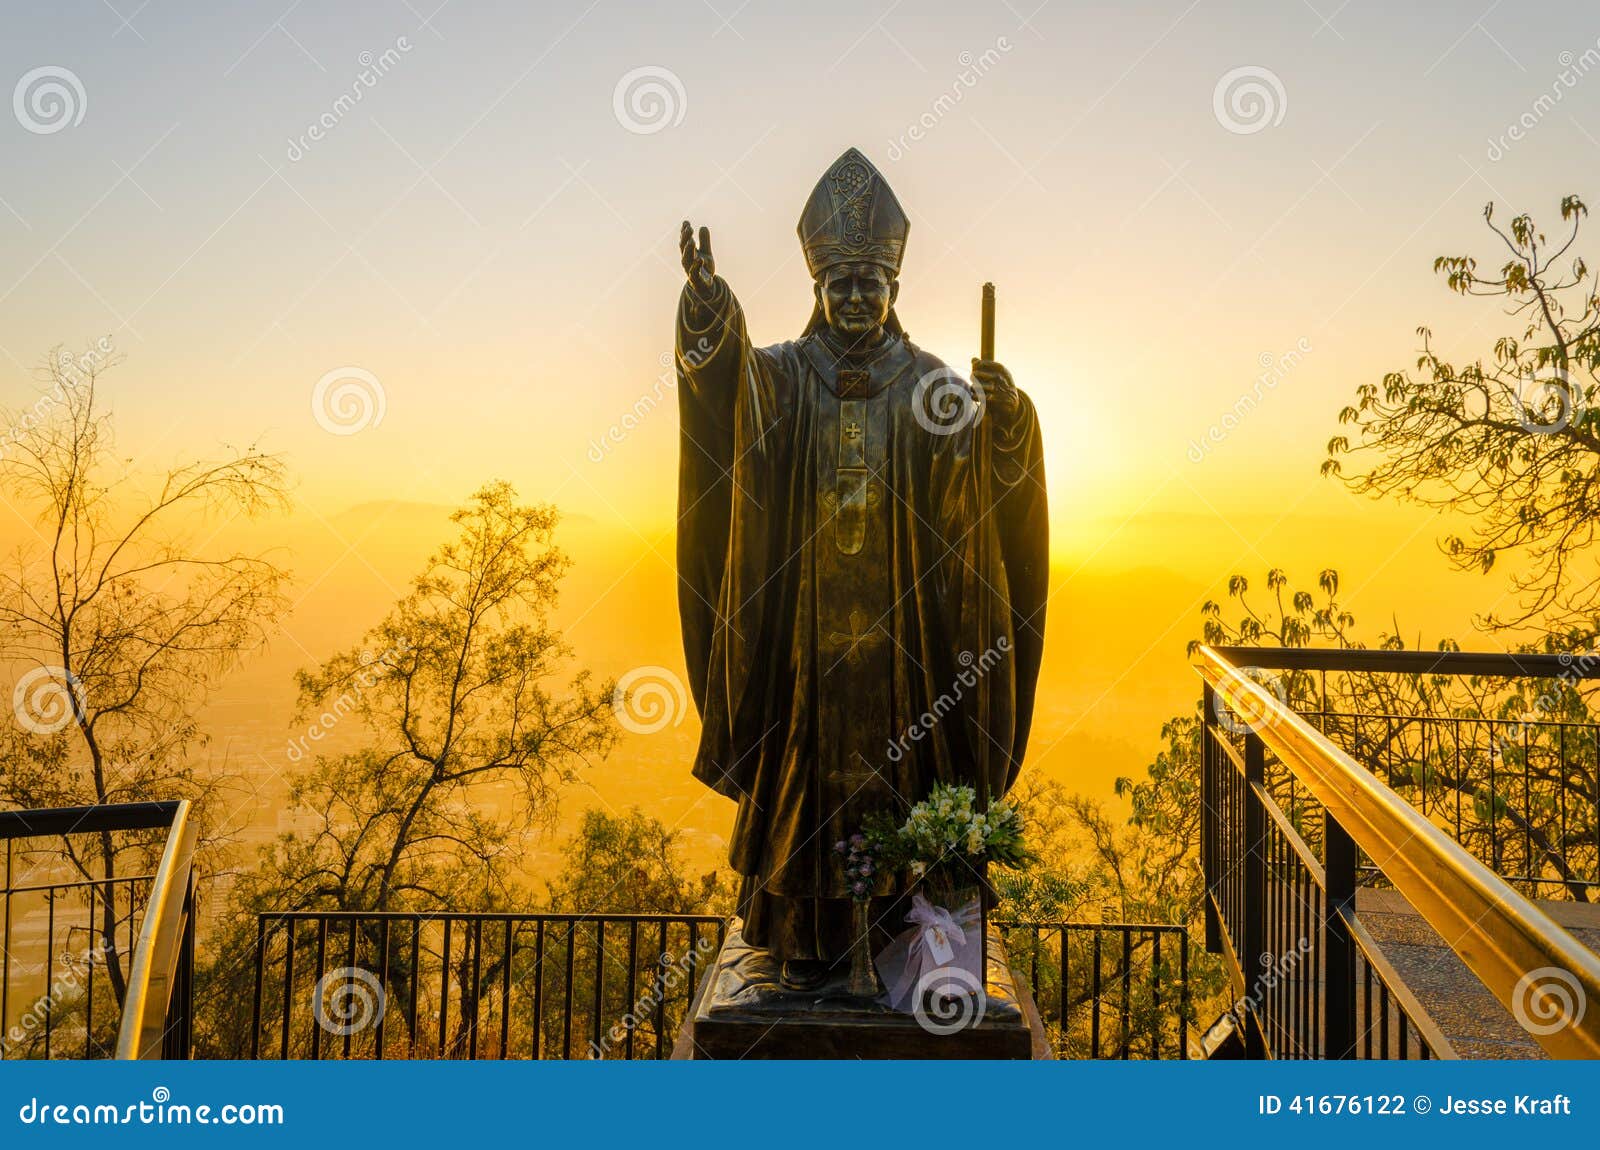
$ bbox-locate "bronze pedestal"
[676,919,1049,1059]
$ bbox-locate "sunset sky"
[5,0,1600,872]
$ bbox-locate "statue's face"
[817,263,898,340]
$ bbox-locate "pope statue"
[675,148,1048,991]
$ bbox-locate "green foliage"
[544,807,732,916]
[194,484,619,1057]
[246,481,617,917]
[1198,567,1355,651]
[991,776,1099,921]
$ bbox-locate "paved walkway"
[1356,888,1600,1059]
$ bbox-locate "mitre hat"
[797,147,909,279]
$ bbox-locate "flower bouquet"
[856,783,1031,1016]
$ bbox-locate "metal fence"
[1198,645,1600,1060]
[1000,921,1190,1058]
[251,911,724,1060]
[250,910,1193,1060]
[1,802,194,1061]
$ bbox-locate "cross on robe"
[826,608,885,667]
[826,750,884,788]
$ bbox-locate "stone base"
[676,919,1048,1059]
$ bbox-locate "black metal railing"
[1000,921,1189,1059]
[250,911,725,1060]
[1212,646,1600,900]
[1198,646,1600,1060]
[0,802,196,1060]
[252,911,1195,1060]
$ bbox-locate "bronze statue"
[676,147,1047,991]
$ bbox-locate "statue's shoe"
[779,959,829,992]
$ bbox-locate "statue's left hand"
[971,359,1019,419]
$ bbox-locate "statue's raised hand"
[680,220,716,296]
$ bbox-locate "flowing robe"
[676,276,1048,961]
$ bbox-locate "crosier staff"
[976,282,995,812]
[975,282,996,981]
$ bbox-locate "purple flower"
[859,860,874,875]
[850,833,866,847]
[834,840,847,853]
[851,881,868,897]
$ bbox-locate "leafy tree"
[999,766,1217,1059]
[545,807,732,916]
[195,483,617,1057]
[250,480,617,916]
[1325,195,1600,636]
[537,808,731,1060]
[992,775,1099,921]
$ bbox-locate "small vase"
[846,899,882,997]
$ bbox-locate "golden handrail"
[114,799,196,1060]
[1196,644,1600,1060]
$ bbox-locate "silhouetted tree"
[1326,195,1600,636]
[0,343,288,1010]
[195,483,618,1058]
[545,807,732,915]
[249,481,617,915]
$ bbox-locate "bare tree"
[0,344,289,1006]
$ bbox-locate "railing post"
[250,916,266,1060]
[3,839,11,1043]
[1323,810,1358,1059]
[1201,684,1221,953]
[1242,729,1268,1058]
